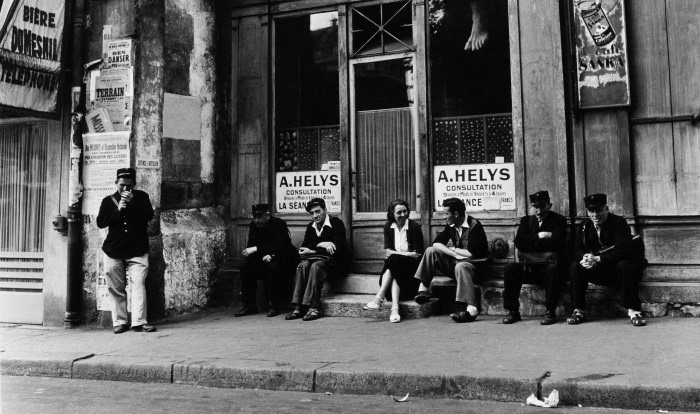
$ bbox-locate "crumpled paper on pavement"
[526,389,559,408]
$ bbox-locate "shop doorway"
[0,121,48,324]
[349,54,420,273]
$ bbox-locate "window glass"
[352,1,413,57]
[428,0,515,211]
[275,12,339,172]
[354,58,416,212]
[429,0,512,165]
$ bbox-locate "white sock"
[418,283,428,292]
[628,309,642,318]
[466,305,478,316]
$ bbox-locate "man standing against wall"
[236,203,299,317]
[96,168,155,333]
[413,198,489,323]
[502,191,567,325]
[286,198,348,322]
[568,193,647,327]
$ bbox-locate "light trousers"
[414,247,479,305]
[104,253,149,327]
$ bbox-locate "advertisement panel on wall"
[81,131,131,216]
[434,163,515,211]
[275,169,342,214]
[88,67,133,132]
[0,0,65,112]
[574,0,630,108]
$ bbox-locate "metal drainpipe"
[65,0,87,328]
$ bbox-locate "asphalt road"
[0,376,689,414]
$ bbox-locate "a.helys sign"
[434,163,515,211]
[276,170,341,213]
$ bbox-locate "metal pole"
[65,0,86,328]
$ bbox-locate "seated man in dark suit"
[502,190,567,325]
[413,197,489,323]
[568,193,647,327]
[286,198,349,322]
[236,203,299,317]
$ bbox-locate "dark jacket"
[383,220,424,254]
[301,215,349,264]
[246,216,299,265]
[514,211,567,254]
[575,212,644,263]
[96,190,154,259]
[433,216,489,259]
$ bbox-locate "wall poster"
[81,131,131,216]
[275,167,341,214]
[434,163,515,212]
[574,0,630,108]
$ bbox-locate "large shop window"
[275,12,340,173]
[274,12,341,213]
[428,0,514,211]
[0,123,47,252]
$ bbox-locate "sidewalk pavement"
[1,309,699,411]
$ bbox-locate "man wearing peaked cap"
[236,203,299,318]
[568,193,647,327]
[502,191,567,325]
[96,167,156,333]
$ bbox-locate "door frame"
[348,51,422,222]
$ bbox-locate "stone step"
[216,269,700,319]
[332,273,378,295]
[321,294,440,320]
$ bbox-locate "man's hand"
[317,241,336,255]
[242,247,257,257]
[451,246,472,259]
[538,231,552,239]
[299,247,314,257]
[118,191,132,211]
[262,254,273,263]
[580,253,600,269]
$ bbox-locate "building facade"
[1,0,698,326]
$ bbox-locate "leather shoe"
[414,291,431,305]
[113,324,128,334]
[285,308,304,320]
[540,310,556,325]
[131,324,156,332]
[450,310,477,323]
[266,307,280,317]
[302,308,322,321]
[502,311,521,324]
[234,306,257,317]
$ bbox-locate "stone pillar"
[134,0,166,321]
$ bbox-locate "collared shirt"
[450,221,470,240]
[391,220,410,252]
[313,214,332,237]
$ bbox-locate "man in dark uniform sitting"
[236,203,299,318]
[286,198,348,322]
[502,190,567,325]
[568,193,647,327]
[96,168,155,333]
